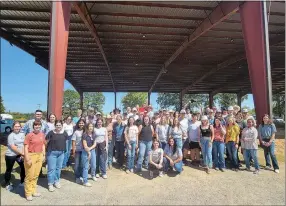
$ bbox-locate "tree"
[273,93,285,118]
[0,96,5,113]
[157,93,209,111]
[63,89,80,116]
[121,92,147,110]
[214,93,248,108]
[83,92,105,113]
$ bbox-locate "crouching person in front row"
[163,137,183,174]
[148,139,164,179]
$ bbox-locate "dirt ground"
[0,131,285,205]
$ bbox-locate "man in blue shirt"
[113,115,126,169]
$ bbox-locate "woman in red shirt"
[24,120,46,201]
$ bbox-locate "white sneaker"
[130,169,134,173]
[54,182,61,189]
[274,169,280,174]
[48,185,55,192]
[102,174,107,179]
[95,174,100,178]
[126,170,130,174]
[253,170,260,175]
[92,176,97,181]
[6,184,13,191]
[159,171,164,177]
[75,178,81,184]
[83,182,92,187]
[26,196,33,201]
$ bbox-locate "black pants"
[115,141,125,167]
[4,155,25,186]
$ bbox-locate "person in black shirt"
[46,120,68,192]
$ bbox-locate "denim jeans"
[137,140,152,170]
[160,141,167,150]
[62,136,72,168]
[200,137,213,168]
[262,141,279,170]
[226,141,238,169]
[243,149,259,170]
[96,146,107,175]
[74,151,82,179]
[47,151,65,185]
[107,140,114,166]
[212,141,225,169]
[174,138,183,150]
[163,157,183,173]
[127,141,136,170]
[115,141,125,167]
[81,149,96,184]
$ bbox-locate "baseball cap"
[132,107,137,112]
[180,109,186,114]
[228,106,234,111]
[242,108,248,113]
[106,115,112,119]
[201,115,208,121]
[96,112,101,115]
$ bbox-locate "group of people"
[3,104,280,201]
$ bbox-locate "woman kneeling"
[148,139,164,179]
[163,138,183,174]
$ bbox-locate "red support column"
[240,1,271,120]
[48,2,71,119]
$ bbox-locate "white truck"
[0,114,14,133]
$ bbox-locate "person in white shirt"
[147,105,154,119]
[155,116,170,150]
[126,107,133,119]
[179,109,188,149]
[132,107,139,120]
[62,116,74,168]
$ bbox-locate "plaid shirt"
[21,119,49,135]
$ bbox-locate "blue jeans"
[243,149,259,170]
[74,151,82,179]
[137,140,152,170]
[96,146,107,175]
[81,149,96,184]
[212,141,225,169]
[127,141,136,170]
[62,136,72,168]
[262,141,279,170]
[160,141,167,150]
[200,137,212,168]
[174,138,183,150]
[107,140,114,166]
[163,157,183,173]
[226,141,238,169]
[47,151,65,185]
[115,141,125,167]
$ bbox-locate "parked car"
[0,119,14,133]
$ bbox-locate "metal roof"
[0,1,285,94]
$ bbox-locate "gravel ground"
[1,163,285,205]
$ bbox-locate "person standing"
[258,114,279,173]
[105,115,114,170]
[212,118,226,172]
[86,108,97,125]
[179,110,188,148]
[199,116,214,174]
[241,118,260,174]
[62,116,74,169]
[148,139,164,179]
[71,119,85,184]
[124,116,139,173]
[113,115,126,169]
[23,120,46,201]
[155,116,169,150]
[137,116,154,172]
[73,109,82,125]
[47,114,56,132]
[94,118,108,179]
[4,122,25,191]
[169,118,184,150]
[126,107,133,119]
[46,120,68,192]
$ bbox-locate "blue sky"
[1,38,254,113]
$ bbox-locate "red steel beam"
[148,1,241,93]
[73,2,116,92]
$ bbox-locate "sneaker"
[159,171,164,177]
[274,169,280,174]
[75,178,81,184]
[246,168,252,172]
[83,182,92,187]
[253,170,260,175]
[92,176,97,181]
[130,169,134,173]
[108,164,113,170]
[102,174,108,179]
[215,167,219,171]
[5,184,14,191]
[18,183,24,187]
[220,168,225,172]
[32,193,41,197]
[95,174,100,178]
[54,182,61,189]
[26,196,33,201]
[126,170,130,174]
[206,168,211,174]
[112,157,116,163]
[48,185,55,192]
[265,165,271,170]
[149,171,154,179]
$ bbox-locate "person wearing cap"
[199,115,214,174]
[105,115,114,170]
[225,117,240,171]
[86,108,97,125]
[132,107,139,121]
[126,107,133,119]
[225,106,235,123]
[233,105,240,116]
[215,109,226,126]
[185,112,201,165]
[208,109,215,125]
[222,108,228,119]
[147,105,154,119]
[96,112,102,119]
[179,110,188,149]
[155,116,170,150]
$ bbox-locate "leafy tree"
[214,93,248,108]
[63,89,80,116]
[0,96,5,113]
[273,93,285,118]
[83,92,105,113]
[121,92,147,110]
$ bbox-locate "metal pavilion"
[0,1,285,119]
